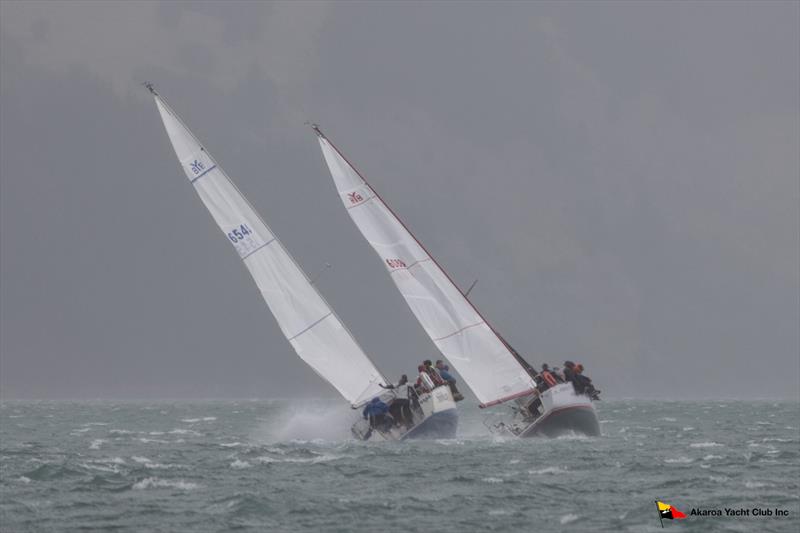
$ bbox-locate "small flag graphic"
[656,501,687,525]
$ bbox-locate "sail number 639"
[385,258,407,269]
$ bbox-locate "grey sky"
[1,1,797,400]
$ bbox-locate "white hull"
[496,383,600,438]
[352,385,458,441]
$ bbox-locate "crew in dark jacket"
[362,398,393,431]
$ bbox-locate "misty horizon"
[1,1,798,402]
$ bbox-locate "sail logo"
[189,160,205,175]
[347,191,364,205]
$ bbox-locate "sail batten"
[152,96,387,407]
[315,129,536,406]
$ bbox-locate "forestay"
[315,128,535,406]
[151,92,386,406]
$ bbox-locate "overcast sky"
[1,1,797,400]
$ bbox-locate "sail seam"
[240,238,276,260]
[433,321,485,341]
[190,165,217,183]
[287,312,333,341]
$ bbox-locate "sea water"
[1,399,797,532]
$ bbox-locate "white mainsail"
[150,89,386,406]
[314,128,536,407]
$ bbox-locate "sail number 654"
[227,224,254,243]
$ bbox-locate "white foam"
[744,481,769,489]
[690,442,724,448]
[148,431,165,436]
[180,417,217,423]
[560,514,579,525]
[109,429,135,435]
[89,439,107,450]
[168,429,200,435]
[230,459,252,469]
[682,427,695,431]
[528,466,567,475]
[132,456,152,464]
[254,454,344,464]
[482,477,503,483]
[664,456,693,464]
[82,462,120,473]
[132,477,199,490]
[660,417,677,422]
[138,438,169,444]
[703,454,723,460]
[219,442,242,448]
[763,437,793,443]
[18,476,31,483]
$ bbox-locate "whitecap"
[148,431,165,436]
[138,438,169,444]
[528,466,567,475]
[180,417,216,423]
[703,454,723,460]
[682,427,695,431]
[89,439,107,450]
[168,429,200,436]
[664,457,693,464]
[744,481,769,489]
[72,427,91,433]
[81,462,120,473]
[132,456,152,464]
[18,476,31,483]
[560,514,579,525]
[509,459,521,465]
[132,477,199,490]
[482,477,503,483]
[219,442,242,448]
[109,429,135,435]
[763,437,793,443]
[230,459,251,469]
[690,442,724,448]
[660,417,677,422]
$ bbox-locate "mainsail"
[314,127,536,407]
[150,89,386,406]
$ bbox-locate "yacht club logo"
[656,501,686,526]
[347,191,364,204]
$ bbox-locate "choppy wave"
[132,477,199,490]
[2,399,798,532]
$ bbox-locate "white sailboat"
[147,85,457,441]
[312,126,600,438]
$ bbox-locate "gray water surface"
[1,400,798,532]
